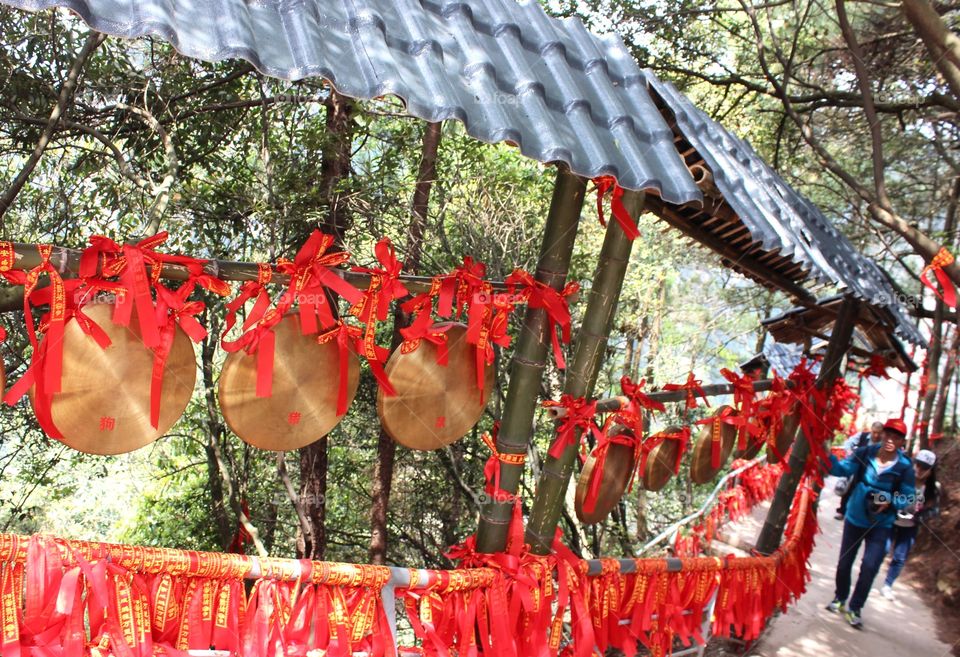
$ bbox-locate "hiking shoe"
[826,599,845,613]
[881,585,895,600]
[845,609,863,629]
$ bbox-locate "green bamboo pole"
[755,295,859,555]
[525,191,647,555]
[475,166,587,553]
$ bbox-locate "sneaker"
[881,584,895,600]
[826,599,845,613]
[845,609,863,629]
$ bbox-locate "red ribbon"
[505,269,578,370]
[399,300,450,366]
[859,353,890,379]
[719,368,760,450]
[151,282,207,429]
[349,239,409,396]
[663,372,709,409]
[920,247,957,308]
[594,176,640,240]
[620,376,666,414]
[542,395,602,460]
[316,321,369,415]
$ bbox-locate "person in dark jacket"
[825,418,916,629]
[880,449,940,600]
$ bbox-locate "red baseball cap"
[883,418,908,437]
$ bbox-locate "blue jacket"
[829,444,916,528]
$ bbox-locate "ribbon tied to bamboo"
[920,247,957,308]
[505,268,578,370]
[542,394,602,460]
[663,372,709,409]
[593,176,640,240]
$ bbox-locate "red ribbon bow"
[663,372,709,409]
[593,176,640,240]
[720,368,760,450]
[151,282,208,429]
[399,310,450,366]
[620,376,666,414]
[506,269,578,370]
[542,395,602,460]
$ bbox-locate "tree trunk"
[368,121,442,565]
[918,299,945,450]
[933,326,960,437]
[755,296,858,554]
[297,90,356,560]
[901,0,960,103]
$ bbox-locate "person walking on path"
[880,449,940,600]
[825,418,916,629]
[835,422,884,520]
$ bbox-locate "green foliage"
[0,6,808,567]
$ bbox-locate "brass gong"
[377,323,493,451]
[642,425,684,492]
[690,405,738,484]
[575,424,638,524]
[767,402,800,464]
[35,302,196,455]
[219,313,360,451]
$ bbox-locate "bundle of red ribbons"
[0,480,817,657]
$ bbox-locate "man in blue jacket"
[825,418,915,629]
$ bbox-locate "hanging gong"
[642,425,685,492]
[219,313,360,451]
[575,423,639,524]
[732,402,766,460]
[34,302,196,455]
[377,323,493,451]
[767,402,800,464]
[689,405,738,484]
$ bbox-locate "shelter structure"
[0,0,929,653]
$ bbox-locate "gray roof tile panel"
[2,0,703,205]
[643,71,924,346]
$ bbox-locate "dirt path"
[723,479,952,657]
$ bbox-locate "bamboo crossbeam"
[0,241,516,297]
[544,377,795,419]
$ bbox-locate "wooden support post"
[755,295,859,555]
[524,191,646,556]
[474,166,587,553]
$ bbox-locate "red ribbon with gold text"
[505,269,578,370]
[663,372,709,410]
[542,395,603,460]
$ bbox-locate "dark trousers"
[834,520,892,613]
[884,524,918,587]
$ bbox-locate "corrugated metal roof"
[642,71,924,346]
[1,0,702,205]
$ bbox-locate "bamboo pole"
[755,295,859,555]
[0,242,520,313]
[474,166,587,554]
[524,191,646,555]
[545,378,794,419]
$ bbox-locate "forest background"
[0,0,957,567]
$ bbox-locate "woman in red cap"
[825,418,916,629]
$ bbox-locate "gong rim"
[575,426,637,524]
[690,405,738,484]
[767,403,800,464]
[642,425,684,492]
[36,302,196,455]
[377,323,493,451]
[219,313,360,451]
